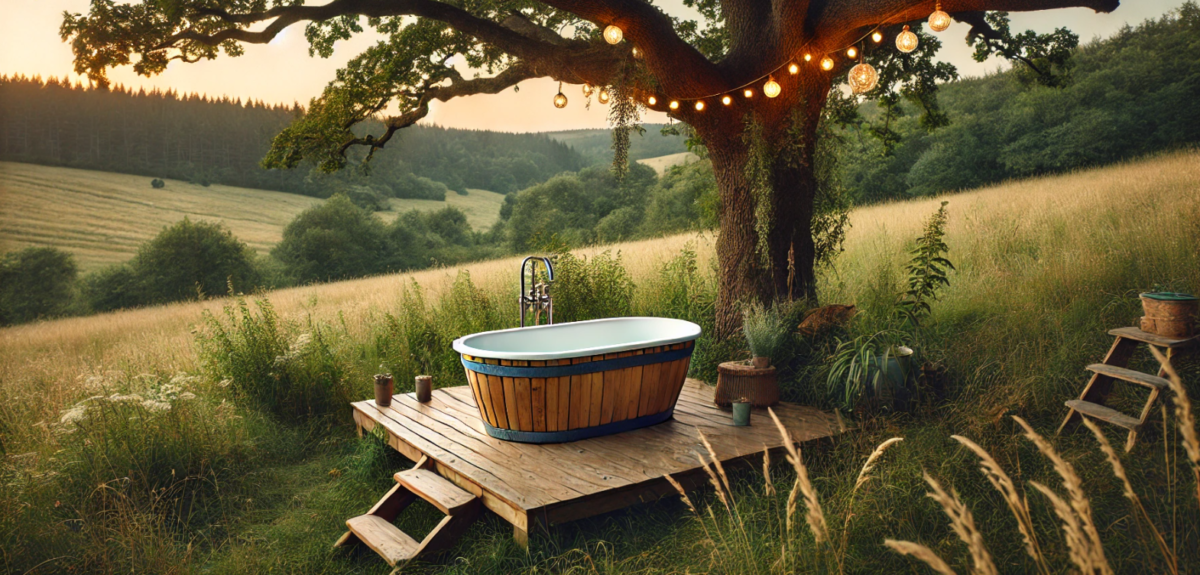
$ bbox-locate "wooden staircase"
[1058,327,1196,452]
[335,456,480,567]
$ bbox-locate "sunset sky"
[1,0,1187,133]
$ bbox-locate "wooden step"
[394,468,476,515]
[1065,400,1140,430]
[1086,364,1170,390]
[1109,327,1197,349]
[345,514,420,566]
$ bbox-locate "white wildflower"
[219,378,233,388]
[179,392,197,401]
[59,405,89,425]
[108,394,144,402]
[141,400,172,412]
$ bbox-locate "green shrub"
[551,251,634,323]
[150,178,165,188]
[81,263,143,313]
[272,194,389,282]
[196,297,348,422]
[741,301,789,362]
[133,218,261,304]
[0,246,78,325]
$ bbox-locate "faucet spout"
[519,256,554,327]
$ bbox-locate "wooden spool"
[714,361,779,407]
[460,341,694,443]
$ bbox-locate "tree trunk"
[693,75,830,338]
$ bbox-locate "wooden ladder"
[1057,327,1196,452]
[334,456,480,567]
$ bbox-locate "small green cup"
[732,402,751,426]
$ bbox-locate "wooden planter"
[1140,292,1198,339]
[460,341,694,443]
[714,360,779,407]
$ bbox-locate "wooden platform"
[351,379,842,543]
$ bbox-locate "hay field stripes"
[637,152,699,176]
[0,162,507,272]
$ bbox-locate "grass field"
[0,162,505,271]
[2,150,1199,574]
[636,151,700,175]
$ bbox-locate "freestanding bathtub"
[452,317,701,443]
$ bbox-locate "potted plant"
[714,302,788,407]
[826,332,912,412]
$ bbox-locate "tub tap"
[519,256,554,327]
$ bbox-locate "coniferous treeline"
[0,76,586,198]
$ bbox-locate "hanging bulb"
[872,31,883,43]
[631,46,642,59]
[597,87,610,104]
[820,56,835,71]
[743,88,754,98]
[553,83,568,108]
[647,95,657,106]
[603,25,623,44]
[668,100,679,110]
[846,46,858,59]
[928,2,951,32]
[721,95,732,106]
[582,83,594,96]
[694,100,705,111]
[804,53,812,62]
[848,62,879,94]
[763,76,781,98]
[788,63,799,74]
[896,25,919,53]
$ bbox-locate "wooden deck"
[351,379,842,543]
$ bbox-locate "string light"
[928,2,951,32]
[820,56,835,71]
[722,95,732,105]
[743,88,754,98]
[763,76,781,98]
[631,46,642,59]
[846,46,858,59]
[896,25,919,53]
[788,63,799,74]
[553,82,568,108]
[872,31,883,43]
[647,95,657,106]
[668,100,679,110]
[804,53,812,62]
[694,100,705,111]
[582,83,594,96]
[598,87,610,104]
[603,25,623,44]
[848,62,878,93]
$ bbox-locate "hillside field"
[0,162,506,271]
[2,150,1199,574]
[637,151,700,175]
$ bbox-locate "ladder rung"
[395,468,476,515]
[345,514,421,566]
[1065,400,1140,430]
[1086,364,1170,389]
[1108,327,1197,349]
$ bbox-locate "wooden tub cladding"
[460,341,694,443]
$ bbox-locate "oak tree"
[62,0,1118,334]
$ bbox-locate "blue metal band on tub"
[461,345,695,378]
[483,409,675,443]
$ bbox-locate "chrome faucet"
[519,256,554,327]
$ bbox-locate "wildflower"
[179,392,197,400]
[59,405,88,425]
[141,400,171,412]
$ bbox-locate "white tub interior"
[452,317,701,361]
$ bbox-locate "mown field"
[1,150,1199,574]
[637,152,700,176]
[0,162,506,271]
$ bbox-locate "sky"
[0,0,1187,133]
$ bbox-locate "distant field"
[637,151,700,175]
[0,162,504,271]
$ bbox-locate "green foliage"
[741,301,789,362]
[544,124,689,165]
[742,114,775,268]
[640,160,719,235]
[825,331,907,412]
[550,251,635,323]
[968,11,1080,88]
[0,246,78,325]
[197,297,348,421]
[894,201,955,332]
[134,218,261,304]
[80,263,142,313]
[150,177,165,188]
[272,194,389,283]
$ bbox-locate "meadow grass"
[1,150,1199,574]
[0,161,506,271]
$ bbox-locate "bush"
[80,263,143,313]
[272,194,389,282]
[550,251,635,323]
[0,246,78,325]
[150,178,165,188]
[133,218,261,304]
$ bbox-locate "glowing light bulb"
[848,62,878,94]
[928,2,951,32]
[872,31,883,43]
[743,88,754,98]
[694,100,705,111]
[820,56,835,71]
[763,76,781,98]
[668,100,679,110]
[597,88,610,104]
[582,83,594,96]
[603,25,623,44]
[631,46,642,59]
[896,25,919,53]
[804,53,812,62]
[722,95,732,106]
[847,46,858,59]
[788,63,799,74]
[553,92,568,108]
[647,95,657,106]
